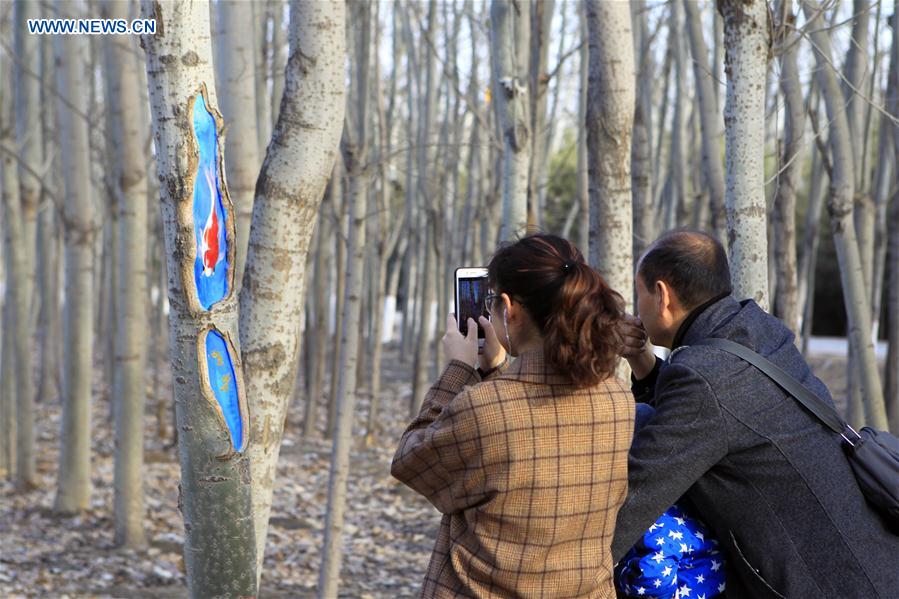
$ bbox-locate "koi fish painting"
[204,329,243,451]
[192,93,229,310]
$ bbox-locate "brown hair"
[487,233,624,386]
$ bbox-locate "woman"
[391,234,635,598]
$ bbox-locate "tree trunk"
[491,0,531,241]
[141,1,257,594]
[585,0,634,321]
[303,206,331,438]
[771,0,804,338]
[326,166,346,436]
[0,26,19,479]
[664,2,686,232]
[527,0,554,229]
[719,0,769,310]
[236,0,346,585]
[53,2,95,513]
[886,0,899,432]
[269,0,287,127]
[803,0,888,429]
[577,1,589,253]
[319,3,370,593]
[103,0,149,549]
[215,0,261,292]
[683,0,726,242]
[252,0,272,158]
[631,0,653,262]
[11,0,40,492]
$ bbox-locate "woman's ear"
[499,292,514,320]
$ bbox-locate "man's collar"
[671,292,732,349]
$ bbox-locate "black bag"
[693,338,899,529]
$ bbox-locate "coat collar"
[499,348,574,386]
[672,294,742,349]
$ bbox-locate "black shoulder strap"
[691,338,846,435]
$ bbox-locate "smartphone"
[454,267,489,347]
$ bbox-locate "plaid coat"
[391,350,635,598]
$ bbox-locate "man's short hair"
[637,230,732,310]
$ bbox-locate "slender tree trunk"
[269,0,287,126]
[577,1,589,253]
[103,0,149,549]
[215,0,261,291]
[664,3,686,232]
[491,0,531,241]
[303,206,330,438]
[527,0,554,229]
[141,1,257,594]
[0,25,19,479]
[53,2,95,512]
[771,0,804,338]
[585,0,634,321]
[683,0,726,242]
[236,0,345,586]
[719,0,769,309]
[319,4,369,593]
[885,0,899,432]
[11,0,39,491]
[803,0,888,429]
[326,166,346,437]
[253,0,272,158]
[631,0,653,261]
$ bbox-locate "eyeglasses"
[483,293,498,317]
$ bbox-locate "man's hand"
[478,315,506,371]
[443,314,479,369]
[619,314,656,380]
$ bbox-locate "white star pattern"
[696,574,705,584]
[710,560,721,572]
[718,583,726,593]
[652,551,665,564]
[698,595,706,599]
[656,536,666,546]
[679,543,689,553]
[679,584,692,597]
[668,530,684,540]
[661,566,673,577]
[649,523,658,532]
[636,587,645,596]
[674,517,686,526]
[654,579,662,588]
[695,531,705,541]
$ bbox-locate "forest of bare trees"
[1,0,898,596]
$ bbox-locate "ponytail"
[487,234,624,387]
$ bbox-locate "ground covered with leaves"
[1,350,852,598]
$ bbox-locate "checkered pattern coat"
[391,350,635,598]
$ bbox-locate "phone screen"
[457,276,488,338]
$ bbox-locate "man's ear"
[656,280,676,318]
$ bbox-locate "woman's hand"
[443,314,479,369]
[478,315,506,371]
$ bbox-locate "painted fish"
[199,166,220,276]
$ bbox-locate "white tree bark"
[319,8,371,594]
[771,0,804,338]
[102,0,149,549]
[491,0,531,241]
[719,0,769,310]
[885,0,899,432]
[586,0,634,319]
[12,0,40,491]
[237,0,346,585]
[0,21,20,480]
[803,0,888,429]
[631,0,654,261]
[683,0,726,241]
[141,1,256,595]
[53,0,94,513]
[214,0,261,291]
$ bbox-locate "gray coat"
[612,296,899,598]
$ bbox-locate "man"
[613,230,899,598]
